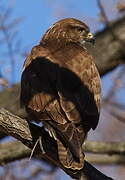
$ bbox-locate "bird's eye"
[77,27,88,35]
[77,27,84,32]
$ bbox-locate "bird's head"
[41,18,95,48]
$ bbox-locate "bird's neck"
[41,41,87,55]
[40,42,87,65]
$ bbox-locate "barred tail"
[57,138,84,170]
[45,120,85,170]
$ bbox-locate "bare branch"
[0,4,23,84]
[103,65,125,103]
[86,15,125,76]
[0,141,30,165]
[86,154,125,165]
[97,0,109,25]
[84,141,125,155]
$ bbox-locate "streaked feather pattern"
[20,18,101,170]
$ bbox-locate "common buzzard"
[20,18,101,171]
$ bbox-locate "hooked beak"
[85,32,95,45]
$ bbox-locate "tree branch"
[88,15,125,76]
[0,108,113,180]
[0,141,125,166]
[86,154,125,165]
[83,141,125,154]
[0,141,30,165]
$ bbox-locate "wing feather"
[20,44,101,170]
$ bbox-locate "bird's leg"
[29,136,45,161]
[29,138,40,161]
[44,121,57,140]
[48,128,57,140]
[39,136,45,154]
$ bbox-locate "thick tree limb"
[0,108,113,180]
[88,15,125,76]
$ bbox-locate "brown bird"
[20,18,101,171]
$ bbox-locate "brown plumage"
[20,18,101,170]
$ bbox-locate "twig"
[97,0,109,25]
[0,4,23,84]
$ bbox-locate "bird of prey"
[20,18,101,171]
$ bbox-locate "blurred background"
[0,0,125,179]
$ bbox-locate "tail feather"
[45,120,85,170]
[57,139,84,170]
[55,122,85,170]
